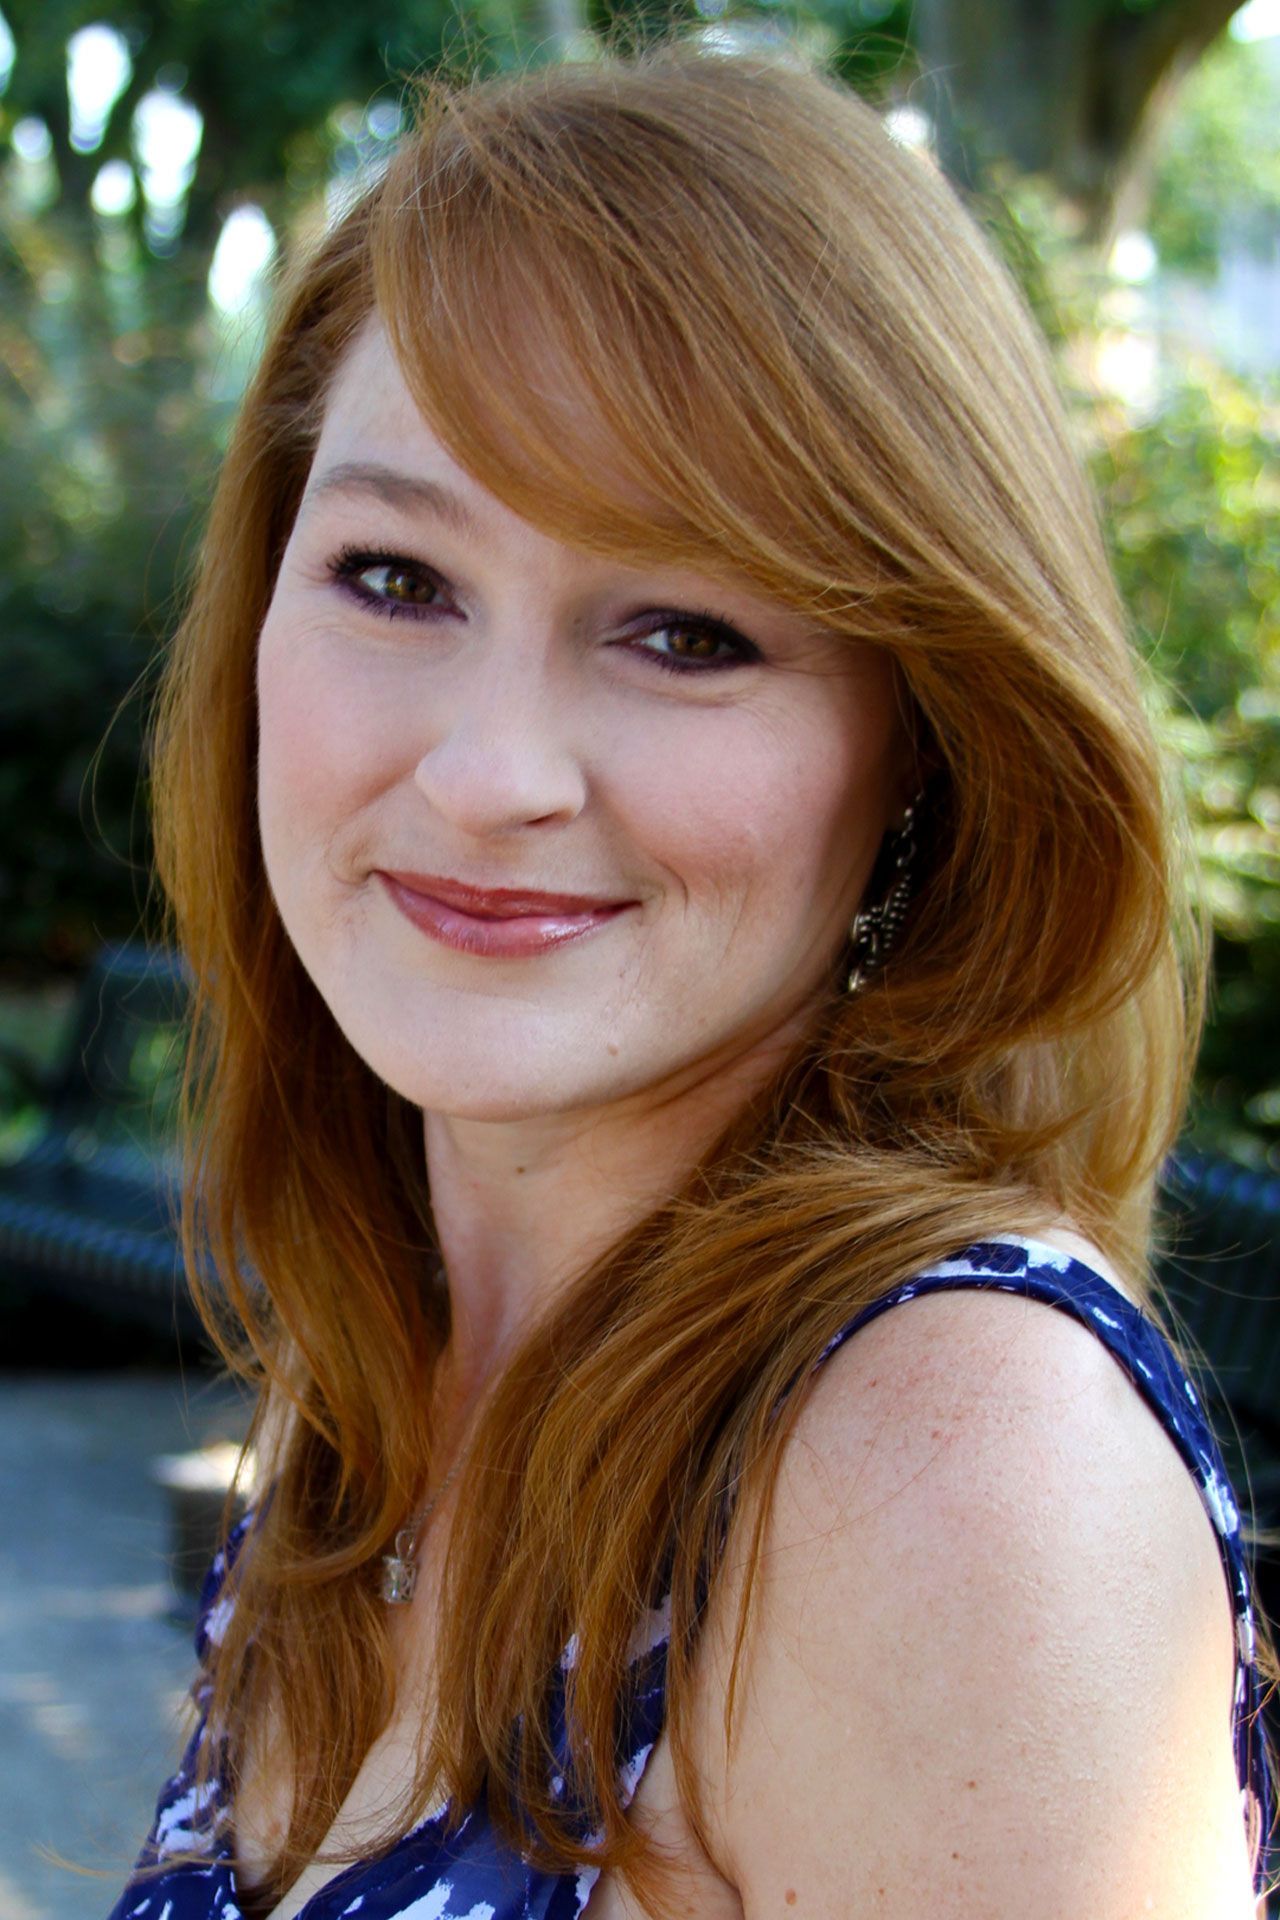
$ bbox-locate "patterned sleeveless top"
[107,1236,1274,1918]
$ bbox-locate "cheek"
[619,695,893,940]
[255,609,412,869]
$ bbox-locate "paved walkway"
[0,1372,251,1920]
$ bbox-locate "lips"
[376,869,634,958]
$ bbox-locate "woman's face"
[256,320,910,1123]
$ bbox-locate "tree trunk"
[915,0,1245,240]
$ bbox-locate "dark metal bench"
[0,940,204,1341]
[1157,1150,1280,1490]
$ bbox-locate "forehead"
[318,315,633,496]
[307,318,732,596]
[318,321,452,463]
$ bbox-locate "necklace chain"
[405,1452,466,1538]
[379,1452,467,1605]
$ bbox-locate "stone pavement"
[0,1372,251,1920]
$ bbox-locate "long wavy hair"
[151,37,1227,1909]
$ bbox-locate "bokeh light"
[90,158,138,219]
[131,85,203,252]
[1232,0,1280,41]
[66,23,132,154]
[207,204,277,315]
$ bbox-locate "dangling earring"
[846,791,924,995]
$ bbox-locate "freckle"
[965,1779,977,1789]
[606,1042,619,1056]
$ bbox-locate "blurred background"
[0,0,1277,1913]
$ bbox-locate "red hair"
[151,39,1211,1909]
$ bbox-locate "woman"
[111,38,1272,1920]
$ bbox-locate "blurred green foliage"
[1146,31,1280,277]
[1098,29,1280,1163]
[0,219,215,963]
[1100,371,1280,1162]
[972,26,1280,1164]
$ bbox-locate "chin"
[378,1062,646,1126]
[328,993,645,1121]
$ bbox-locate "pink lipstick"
[376,870,633,958]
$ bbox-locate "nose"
[411,657,589,838]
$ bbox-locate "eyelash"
[326,545,761,676]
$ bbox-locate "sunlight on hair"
[883,102,933,151]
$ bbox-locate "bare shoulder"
[685,1238,1257,1918]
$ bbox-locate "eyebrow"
[299,459,485,539]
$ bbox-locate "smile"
[376,870,635,958]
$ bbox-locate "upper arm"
[692,1286,1257,1919]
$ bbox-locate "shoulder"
[686,1234,1255,1917]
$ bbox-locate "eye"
[628,611,761,674]
[328,546,449,618]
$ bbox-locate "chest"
[238,1726,738,1920]
[232,1551,740,1920]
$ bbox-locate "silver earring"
[846,792,924,995]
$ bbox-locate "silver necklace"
[379,1453,466,1605]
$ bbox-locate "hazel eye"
[363,563,439,606]
[329,547,449,618]
[654,626,729,660]
[630,613,760,674]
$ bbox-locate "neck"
[422,1020,806,1417]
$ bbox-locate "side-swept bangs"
[371,54,1095,614]
[148,41,1216,1906]
[357,52,1185,1092]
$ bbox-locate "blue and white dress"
[107,1236,1275,1918]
